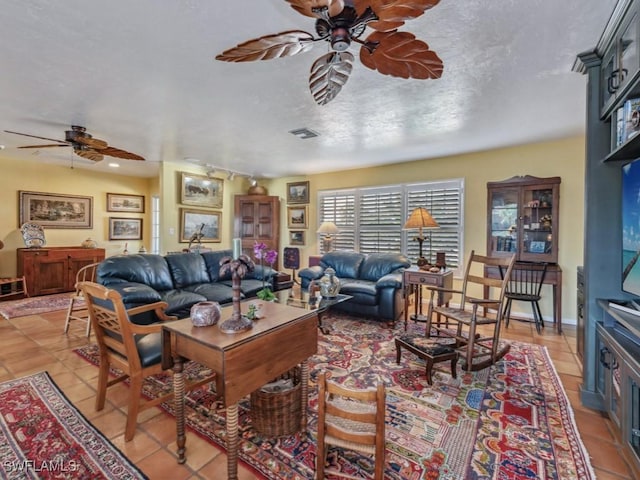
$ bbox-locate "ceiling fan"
[215,0,443,105]
[3,125,145,162]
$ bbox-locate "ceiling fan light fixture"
[330,28,351,51]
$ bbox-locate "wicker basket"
[250,368,301,437]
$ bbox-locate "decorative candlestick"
[218,253,255,333]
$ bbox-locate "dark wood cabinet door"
[234,195,280,269]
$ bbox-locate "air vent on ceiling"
[289,128,319,139]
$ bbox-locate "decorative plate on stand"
[20,222,46,248]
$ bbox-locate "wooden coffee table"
[162,301,318,480]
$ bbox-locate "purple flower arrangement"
[254,241,278,301]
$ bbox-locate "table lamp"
[403,207,439,266]
[317,221,339,253]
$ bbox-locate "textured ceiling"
[0,0,617,178]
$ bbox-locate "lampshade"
[403,207,439,230]
[317,222,340,235]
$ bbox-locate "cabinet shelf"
[604,131,640,162]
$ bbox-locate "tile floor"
[0,308,637,479]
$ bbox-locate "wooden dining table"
[161,301,318,480]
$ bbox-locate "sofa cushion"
[201,250,233,282]
[338,279,378,306]
[98,254,174,292]
[359,253,410,282]
[159,290,207,316]
[165,253,211,288]
[320,251,366,279]
[186,283,235,304]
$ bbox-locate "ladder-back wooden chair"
[316,371,386,480]
[64,262,100,336]
[425,251,516,371]
[78,281,213,441]
[500,261,548,333]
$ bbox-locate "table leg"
[300,361,309,432]
[172,357,186,464]
[226,403,239,480]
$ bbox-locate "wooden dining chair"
[500,261,548,333]
[424,251,516,372]
[78,281,213,441]
[316,371,386,480]
[64,262,100,337]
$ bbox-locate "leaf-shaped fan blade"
[215,31,315,62]
[285,0,345,18]
[353,0,440,32]
[97,146,145,161]
[360,31,443,79]
[73,136,108,149]
[74,148,104,162]
[309,51,354,105]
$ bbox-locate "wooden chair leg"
[374,442,385,480]
[450,356,458,379]
[425,358,435,386]
[63,299,75,334]
[125,374,143,441]
[395,339,402,364]
[95,359,109,411]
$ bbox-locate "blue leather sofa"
[97,250,276,323]
[298,251,410,323]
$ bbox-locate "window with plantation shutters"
[318,179,464,273]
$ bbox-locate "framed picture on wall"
[106,193,145,213]
[109,217,143,240]
[286,181,309,204]
[287,206,308,229]
[180,208,221,243]
[19,190,93,228]
[289,230,305,245]
[180,172,223,208]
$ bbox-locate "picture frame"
[106,193,145,213]
[19,190,93,229]
[286,181,310,204]
[287,206,308,229]
[180,208,221,243]
[289,230,305,246]
[180,172,223,208]
[529,241,546,253]
[109,217,143,240]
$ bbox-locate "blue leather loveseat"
[298,251,410,323]
[96,250,275,323]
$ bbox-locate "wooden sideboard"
[18,247,105,296]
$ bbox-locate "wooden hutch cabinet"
[18,247,105,296]
[486,175,560,264]
[233,195,280,269]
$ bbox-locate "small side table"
[403,267,453,330]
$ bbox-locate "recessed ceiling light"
[108,163,120,168]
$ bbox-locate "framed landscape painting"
[290,230,305,245]
[286,181,309,204]
[19,191,93,228]
[287,206,308,229]
[106,193,145,213]
[180,208,221,243]
[109,217,143,240]
[180,172,223,208]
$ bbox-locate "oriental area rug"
[0,293,76,319]
[75,313,594,480]
[0,371,147,479]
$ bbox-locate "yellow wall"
[268,135,585,324]
[0,156,152,276]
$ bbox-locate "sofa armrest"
[127,301,177,324]
[249,265,277,281]
[299,266,324,281]
[376,272,403,289]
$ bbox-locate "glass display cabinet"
[486,175,560,264]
